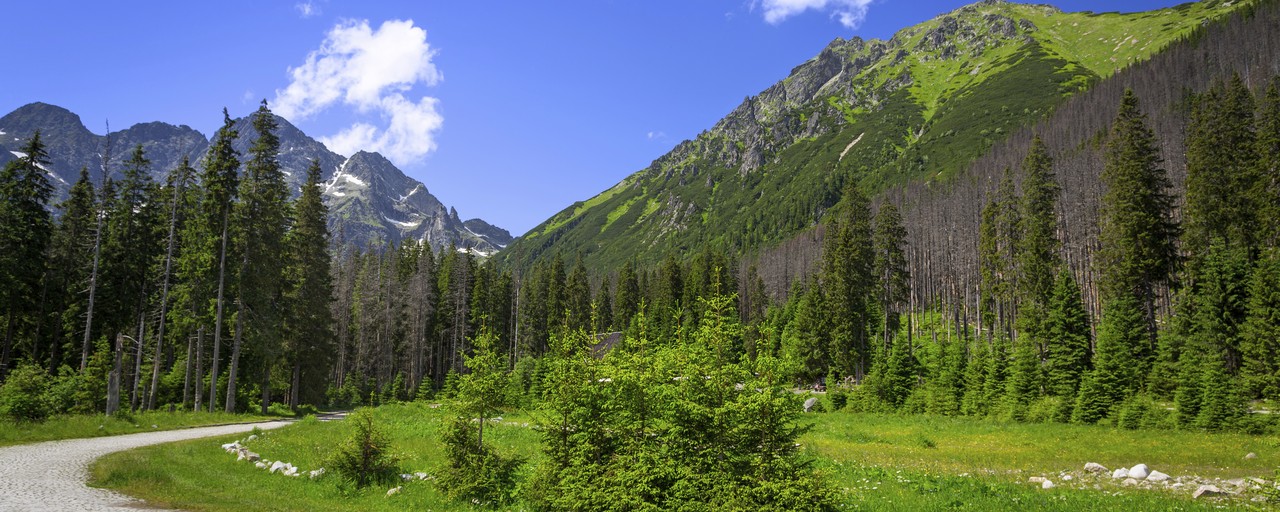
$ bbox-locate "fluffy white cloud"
[759,0,875,29]
[274,19,443,166]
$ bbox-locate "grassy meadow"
[89,401,1280,510]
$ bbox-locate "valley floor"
[89,402,1280,510]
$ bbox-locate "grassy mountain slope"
[498,0,1245,274]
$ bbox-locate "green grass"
[91,402,1280,510]
[0,410,283,447]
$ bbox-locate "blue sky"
[2,0,1183,235]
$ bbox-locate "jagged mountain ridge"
[497,0,1245,273]
[0,102,511,253]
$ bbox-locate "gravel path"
[0,420,294,511]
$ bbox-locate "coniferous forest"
[3,0,1280,509]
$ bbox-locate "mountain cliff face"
[0,102,511,254]
[498,0,1245,274]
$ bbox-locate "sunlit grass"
[0,409,280,447]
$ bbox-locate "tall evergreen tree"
[1240,250,1280,401]
[1095,89,1178,377]
[613,260,640,331]
[284,160,336,407]
[226,101,288,413]
[822,185,874,379]
[1256,77,1280,250]
[0,131,54,378]
[1042,268,1091,400]
[195,110,241,411]
[872,202,909,351]
[1016,134,1061,357]
[48,168,97,373]
[1183,74,1258,261]
[1072,295,1145,424]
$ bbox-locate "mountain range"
[0,103,512,254]
[496,0,1248,274]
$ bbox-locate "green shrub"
[437,417,524,506]
[828,389,849,411]
[267,403,294,417]
[325,409,400,488]
[1024,396,1065,424]
[43,365,81,415]
[0,363,51,422]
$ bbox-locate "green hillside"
[498,0,1247,273]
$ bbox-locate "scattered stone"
[270,461,287,474]
[414,472,428,481]
[401,473,414,481]
[1062,474,1073,481]
[1122,478,1139,487]
[310,468,326,479]
[236,449,260,462]
[386,486,402,497]
[1147,470,1170,483]
[283,466,298,477]
[1249,477,1267,486]
[1245,452,1257,460]
[221,442,241,453]
[1193,484,1226,499]
[151,424,158,429]
[1112,468,1129,479]
[1128,464,1149,480]
[1226,478,1247,488]
[1171,482,1185,490]
[1084,462,1108,474]
[1028,476,1046,484]
[803,397,818,412]
[247,434,258,442]
[428,403,442,409]
[255,461,268,470]
[1041,480,1055,489]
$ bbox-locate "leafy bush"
[828,389,849,411]
[325,409,400,488]
[0,362,51,422]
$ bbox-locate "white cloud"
[295,2,320,18]
[758,0,875,29]
[647,131,667,140]
[274,19,443,166]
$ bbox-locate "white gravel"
[0,420,293,511]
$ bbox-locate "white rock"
[386,486,402,497]
[1147,470,1170,482]
[1062,474,1073,481]
[247,434,258,442]
[1084,462,1108,473]
[1245,452,1257,460]
[310,468,326,479]
[1041,480,1055,489]
[1193,484,1226,499]
[1112,468,1129,479]
[270,461,287,474]
[400,473,413,481]
[1028,476,1047,484]
[1128,464,1149,480]
[1122,478,1139,487]
[283,466,298,477]
[414,472,428,481]
[255,462,268,469]
[221,442,241,453]
[803,397,818,412]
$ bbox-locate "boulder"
[386,486,402,497]
[247,434,258,442]
[283,465,298,477]
[1245,452,1258,460]
[1147,470,1170,483]
[1084,462,1108,474]
[400,473,414,481]
[221,442,241,453]
[1112,468,1129,479]
[1041,480,1055,489]
[803,397,818,412]
[309,468,326,479]
[255,461,268,470]
[1062,474,1073,481]
[414,472,429,481]
[1122,478,1139,487]
[1128,464,1149,480]
[1193,484,1226,499]
[1028,476,1046,484]
[237,449,260,462]
[270,461,287,474]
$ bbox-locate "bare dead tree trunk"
[193,326,203,412]
[130,310,145,412]
[148,172,185,410]
[226,292,245,413]
[106,333,123,416]
[81,122,111,372]
[182,332,193,409]
[209,210,231,412]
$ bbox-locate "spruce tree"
[1017,134,1061,316]
[226,101,288,413]
[1072,295,1144,424]
[198,110,240,411]
[1184,74,1258,261]
[613,260,640,331]
[284,160,336,407]
[873,202,909,351]
[1240,250,1280,401]
[1095,88,1178,378]
[1043,268,1091,400]
[1256,77,1280,249]
[822,184,874,379]
[49,168,97,373]
[0,131,54,378]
